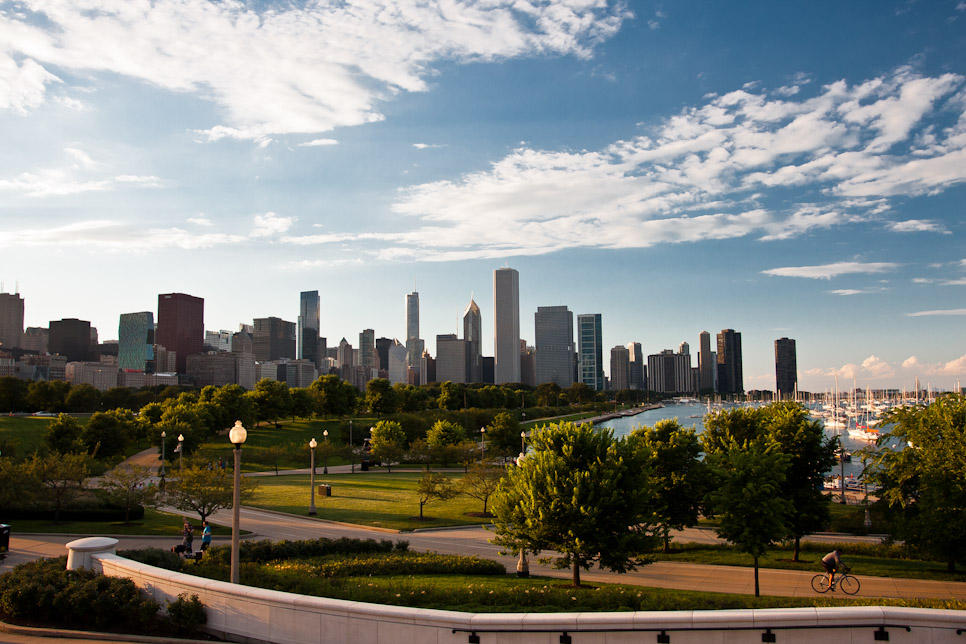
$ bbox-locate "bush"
[315,552,506,578]
[119,548,185,571]
[0,557,160,631]
[202,537,410,565]
[165,593,206,634]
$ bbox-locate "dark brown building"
[156,293,204,374]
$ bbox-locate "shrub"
[202,537,410,565]
[314,552,505,578]
[165,593,206,634]
[119,548,185,571]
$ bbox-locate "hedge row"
[3,504,145,522]
[312,552,506,578]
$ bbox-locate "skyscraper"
[493,267,520,384]
[252,317,296,362]
[435,333,466,384]
[157,293,204,374]
[534,305,574,387]
[577,313,603,391]
[775,337,798,399]
[610,345,630,391]
[647,348,694,394]
[463,297,482,383]
[0,291,24,349]
[716,329,743,396]
[298,291,321,367]
[627,342,645,391]
[698,331,714,393]
[359,328,375,382]
[49,318,93,362]
[118,312,155,372]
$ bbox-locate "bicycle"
[811,564,860,595]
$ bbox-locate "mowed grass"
[248,471,491,531]
[0,415,55,456]
[10,508,237,536]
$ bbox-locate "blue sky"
[1,0,964,393]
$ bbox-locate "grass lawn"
[248,471,492,531]
[9,508,238,536]
[0,415,54,456]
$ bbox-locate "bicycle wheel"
[811,574,831,593]
[839,575,860,595]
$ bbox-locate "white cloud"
[887,219,947,233]
[413,143,445,149]
[902,356,919,369]
[298,138,339,148]
[187,216,213,227]
[251,212,296,238]
[0,0,629,140]
[907,308,966,317]
[762,262,899,280]
[829,289,866,296]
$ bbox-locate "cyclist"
[821,548,844,590]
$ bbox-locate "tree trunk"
[754,556,760,597]
[793,537,801,562]
[419,501,424,519]
[572,559,581,588]
[949,559,956,573]
[663,530,671,553]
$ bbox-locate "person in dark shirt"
[821,548,844,589]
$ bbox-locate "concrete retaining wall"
[90,551,966,644]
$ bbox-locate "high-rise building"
[298,291,321,367]
[775,337,798,399]
[118,312,155,372]
[387,339,408,385]
[627,342,645,391]
[157,293,204,374]
[520,341,536,387]
[376,337,393,373]
[610,345,630,391]
[22,327,48,354]
[252,317,296,362]
[204,330,233,352]
[405,291,424,368]
[577,313,604,391]
[698,331,714,393]
[463,298,482,383]
[49,318,93,362]
[493,267,520,384]
[716,329,743,396]
[534,306,574,387]
[435,334,467,384]
[647,349,694,394]
[0,291,24,349]
[359,328,375,385]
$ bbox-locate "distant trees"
[370,420,407,472]
[168,463,258,523]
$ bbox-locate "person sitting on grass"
[822,548,844,590]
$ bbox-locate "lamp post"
[480,427,486,463]
[228,420,247,584]
[521,430,526,454]
[349,419,354,474]
[160,431,166,477]
[178,434,184,470]
[308,438,317,516]
[322,430,329,474]
[515,452,529,577]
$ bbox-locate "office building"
[493,267,520,384]
[577,313,604,391]
[66,359,118,391]
[463,298,482,383]
[520,341,536,387]
[376,337,393,373]
[716,329,743,396]
[406,291,424,367]
[358,328,375,385]
[0,291,24,349]
[157,293,204,374]
[534,306,574,387]
[436,334,467,384]
[627,342,645,391]
[118,312,155,372]
[204,330,233,352]
[388,339,408,385]
[49,318,93,362]
[610,345,630,391]
[298,291,321,367]
[253,317,296,362]
[285,359,318,388]
[775,337,798,400]
[647,349,694,394]
[698,331,714,393]
[186,352,236,388]
[22,327,48,354]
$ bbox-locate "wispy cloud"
[0,1,630,141]
[887,219,948,233]
[907,308,966,317]
[0,148,160,197]
[762,262,899,280]
[805,353,966,383]
[298,139,339,148]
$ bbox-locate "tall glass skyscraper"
[716,329,743,396]
[463,298,482,383]
[534,306,573,387]
[157,293,204,374]
[298,290,321,367]
[118,312,155,372]
[405,291,424,369]
[775,337,798,399]
[577,313,603,391]
[493,267,520,384]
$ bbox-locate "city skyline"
[0,1,964,393]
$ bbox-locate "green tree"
[534,382,561,407]
[437,381,464,411]
[168,463,258,523]
[370,420,407,472]
[867,395,966,571]
[484,411,521,457]
[707,438,791,596]
[98,464,157,523]
[65,383,101,413]
[631,419,710,552]
[44,413,85,454]
[289,387,316,421]
[81,409,136,457]
[491,421,657,587]
[26,380,70,413]
[460,462,505,516]
[0,376,29,412]
[211,384,256,429]
[250,379,292,425]
[364,378,399,415]
[310,374,357,418]
[415,471,457,520]
[564,382,593,405]
[23,451,92,523]
[704,402,836,561]
[426,419,465,449]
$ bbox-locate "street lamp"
[160,431,166,477]
[349,419,354,474]
[480,427,486,463]
[228,420,247,584]
[308,438,317,516]
[520,430,526,454]
[322,429,329,474]
[177,434,184,470]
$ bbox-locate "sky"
[0,0,964,394]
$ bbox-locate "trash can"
[0,524,10,554]
[318,484,331,497]
[360,462,369,472]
